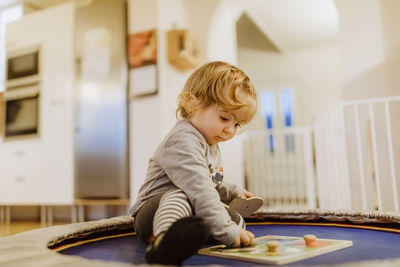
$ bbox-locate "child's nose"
[224,123,235,134]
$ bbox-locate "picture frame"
[128,29,158,98]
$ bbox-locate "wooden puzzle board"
[198,235,353,265]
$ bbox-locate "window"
[261,90,275,128]
[280,88,294,127]
[261,90,275,152]
[280,88,294,152]
[261,88,295,153]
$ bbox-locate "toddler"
[129,61,258,265]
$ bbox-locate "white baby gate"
[243,127,316,209]
[244,95,400,212]
[340,96,400,212]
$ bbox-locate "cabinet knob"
[14,176,25,182]
[15,150,25,156]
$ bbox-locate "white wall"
[236,0,400,125]
[335,0,400,99]
[128,0,160,201]
[207,0,243,64]
[238,42,343,128]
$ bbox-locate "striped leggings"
[133,188,244,243]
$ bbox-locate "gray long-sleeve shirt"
[129,119,245,245]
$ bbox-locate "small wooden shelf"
[167,29,200,71]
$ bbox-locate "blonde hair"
[176,61,257,124]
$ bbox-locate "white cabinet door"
[0,170,41,204]
[0,145,39,171]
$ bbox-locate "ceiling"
[237,13,281,52]
[245,0,339,51]
[0,0,339,52]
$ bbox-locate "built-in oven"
[6,45,40,88]
[2,85,40,139]
[2,45,41,139]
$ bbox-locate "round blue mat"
[59,223,400,266]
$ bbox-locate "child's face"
[190,94,255,145]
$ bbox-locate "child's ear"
[187,95,198,114]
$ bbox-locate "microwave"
[6,45,41,88]
[2,85,40,139]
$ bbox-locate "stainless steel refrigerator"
[74,0,128,199]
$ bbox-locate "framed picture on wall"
[128,29,158,98]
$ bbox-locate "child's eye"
[220,116,229,121]
[235,123,241,128]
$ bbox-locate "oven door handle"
[3,85,40,101]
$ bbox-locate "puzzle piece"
[304,234,317,247]
[229,196,263,218]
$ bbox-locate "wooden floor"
[0,221,70,237]
[0,200,131,238]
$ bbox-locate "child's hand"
[240,191,253,199]
[232,229,255,247]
